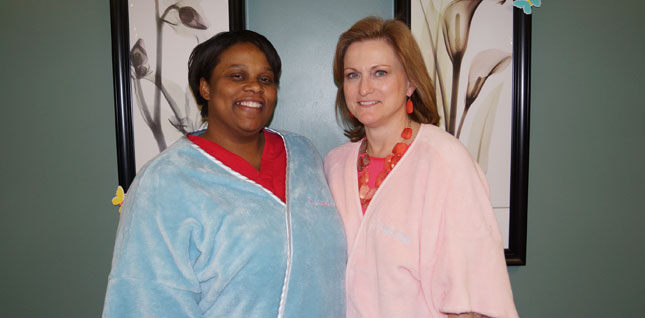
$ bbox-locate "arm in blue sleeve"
[103,174,204,318]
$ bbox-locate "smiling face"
[343,39,415,130]
[199,42,277,142]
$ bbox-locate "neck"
[202,127,265,170]
[364,116,418,157]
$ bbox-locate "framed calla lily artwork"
[110,0,245,190]
[395,0,530,265]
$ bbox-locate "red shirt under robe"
[187,129,286,203]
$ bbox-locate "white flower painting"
[410,0,515,248]
[127,0,229,170]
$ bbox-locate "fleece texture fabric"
[103,130,346,318]
[324,124,518,318]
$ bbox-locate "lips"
[235,100,263,109]
[357,100,380,106]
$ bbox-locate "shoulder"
[411,124,481,174]
[415,124,467,153]
[137,137,199,177]
[324,141,356,164]
[127,137,205,198]
[268,128,316,152]
[268,128,325,164]
[323,140,356,177]
[119,137,214,222]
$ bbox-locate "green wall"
[1,0,643,317]
[508,0,645,315]
[0,1,118,316]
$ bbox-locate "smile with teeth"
[236,101,263,108]
[358,101,379,106]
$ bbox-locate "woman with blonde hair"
[324,17,518,317]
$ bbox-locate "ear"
[405,75,417,97]
[406,80,417,97]
[199,78,211,101]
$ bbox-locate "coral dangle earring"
[406,98,414,114]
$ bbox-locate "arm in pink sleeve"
[419,154,518,318]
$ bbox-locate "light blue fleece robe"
[103,130,346,317]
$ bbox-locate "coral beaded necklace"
[357,126,413,211]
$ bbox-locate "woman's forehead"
[344,39,401,69]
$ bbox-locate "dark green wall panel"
[1,1,119,317]
[508,0,645,315]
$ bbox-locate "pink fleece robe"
[324,124,518,318]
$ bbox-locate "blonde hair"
[333,16,439,141]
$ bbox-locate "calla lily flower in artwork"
[457,49,511,137]
[465,49,512,109]
[441,0,483,63]
[418,0,513,166]
[441,0,483,134]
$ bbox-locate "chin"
[236,117,268,130]
[355,115,380,128]
[237,123,266,135]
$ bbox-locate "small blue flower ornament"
[513,0,541,14]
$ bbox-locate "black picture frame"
[109,0,245,191]
[395,0,530,265]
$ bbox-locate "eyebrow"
[344,64,391,71]
[227,64,273,72]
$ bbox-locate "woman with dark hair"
[324,17,518,317]
[103,30,346,317]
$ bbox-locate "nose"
[358,77,372,96]
[243,80,264,94]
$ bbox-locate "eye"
[345,72,359,80]
[374,70,387,77]
[259,75,275,84]
[229,73,246,81]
